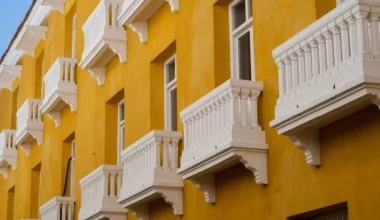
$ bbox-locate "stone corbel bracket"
[17,25,48,57]
[0,167,8,179]
[0,65,22,91]
[188,149,268,204]
[42,0,66,13]
[40,93,77,128]
[14,130,43,157]
[289,129,321,166]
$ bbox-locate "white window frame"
[117,100,125,165]
[72,14,77,58]
[164,54,177,131]
[229,0,255,80]
[70,140,75,198]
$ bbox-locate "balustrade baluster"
[355,11,370,54]
[303,45,313,82]
[112,4,117,28]
[110,171,116,196]
[68,202,74,220]
[230,88,240,129]
[171,138,179,169]
[340,21,350,61]
[212,102,218,137]
[332,26,342,66]
[284,57,292,91]
[317,36,327,74]
[154,139,161,168]
[277,61,286,96]
[70,62,75,83]
[310,40,320,78]
[62,202,67,220]
[56,202,61,219]
[163,137,170,168]
[117,171,122,196]
[290,53,299,89]
[324,31,334,71]
[250,91,258,127]
[64,61,69,82]
[297,50,306,85]
[347,16,358,57]
[104,171,109,196]
[221,95,227,130]
[240,88,250,129]
[370,13,380,56]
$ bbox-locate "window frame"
[164,54,177,131]
[70,140,75,198]
[72,14,77,59]
[229,0,255,80]
[117,100,125,165]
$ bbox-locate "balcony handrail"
[17,99,42,130]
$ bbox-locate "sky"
[0,0,33,56]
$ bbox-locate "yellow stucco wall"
[1,0,380,219]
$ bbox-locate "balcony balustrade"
[118,0,179,43]
[118,130,183,220]
[40,57,77,128]
[42,0,67,13]
[80,0,126,86]
[0,65,22,90]
[178,79,268,204]
[15,25,47,57]
[79,165,127,220]
[14,99,43,156]
[270,0,380,166]
[40,196,76,220]
[0,130,17,179]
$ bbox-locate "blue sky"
[0,0,32,56]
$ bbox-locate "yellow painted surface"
[0,0,380,219]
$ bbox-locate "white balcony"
[40,57,77,128]
[42,0,66,13]
[80,0,127,86]
[270,0,380,166]
[0,65,22,91]
[178,79,268,204]
[118,0,179,43]
[0,130,17,179]
[40,196,76,220]
[118,130,183,220]
[14,99,43,157]
[15,25,47,57]
[79,165,127,220]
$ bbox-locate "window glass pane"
[247,0,252,18]
[167,60,176,84]
[233,0,246,29]
[238,32,252,80]
[314,209,348,220]
[170,88,177,131]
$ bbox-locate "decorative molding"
[129,22,148,43]
[88,67,106,86]
[42,0,66,13]
[16,25,47,57]
[289,129,321,166]
[191,175,216,204]
[165,0,180,12]
[0,65,22,90]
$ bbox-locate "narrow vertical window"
[164,55,177,131]
[7,186,15,220]
[70,140,75,197]
[230,0,254,80]
[72,14,77,58]
[117,100,125,165]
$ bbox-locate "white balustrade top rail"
[16,99,42,131]
[0,130,16,156]
[82,0,123,56]
[80,165,123,211]
[180,79,264,159]
[40,196,76,220]
[273,0,380,115]
[44,57,77,100]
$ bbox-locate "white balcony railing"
[79,165,127,220]
[40,57,77,128]
[40,196,76,220]
[0,65,22,91]
[80,0,126,86]
[0,130,17,179]
[118,130,183,220]
[271,0,380,166]
[118,0,179,43]
[178,79,268,203]
[14,99,43,157]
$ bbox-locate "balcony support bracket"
[88,67,106,86]
[129,22,148,43]
[0,167,8,179]
[289,129,321,166]
[42,0,66,13]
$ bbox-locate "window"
[30,164,41,218]
[289,203,348,220]
[7,186,15,220]
[72,14,76,58]
[117,100,125,165]
[164,54,177,131]
[229,0,254,80]
[70,140,75,197]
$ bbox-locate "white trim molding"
[0,65,22,91]
[15,25,48,57]
[0,130,17,179]
[178,79,268,204]
[118,0,179,43]
[42,0,67,13]
[118,130,184,220]
[270,0,380,166]
[14,99,44,157]
[79,0,127,86]
[79,165,127,220]
[40,57,77,128]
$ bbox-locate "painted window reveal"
[164,54,178,131]
[315,209,348,220]
[72,14,77,58]
[70,140,75,197]
[117,100,125,165]
[230,0,254,81]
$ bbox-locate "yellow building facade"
[0,0,379,219]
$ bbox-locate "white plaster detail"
[79,165,127,220]
[40,196,76,220]
[0,65,22,91]
[118,0,179,43]
[118,130,184,219]
[79,0,127,86]
[42,0,66,13]
[178,79,268,203]
[14,99,43,157]
[0,130,17,179]
[270,0,380,166]
[40,57,77,128]
[16,25,47,57]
